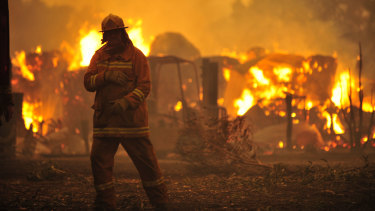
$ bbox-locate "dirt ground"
[0,151,375,210]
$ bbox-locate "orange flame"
[12,51,35,81]
[22,101,43,133]
[234,89,254,116]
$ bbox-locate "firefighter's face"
[105,29,123,47]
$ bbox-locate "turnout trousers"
[91,136,168,209]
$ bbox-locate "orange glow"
[174,101,182,111]
[363,102,374,112]
[35,45,42,54]
[278,141,284,148]
[250,66,269,85]
[234,89,254,116]
[273,66,292,82]
[217,98,224,106]
[12,51,35,81]
[323,146,330,152]
[223,68,231,81]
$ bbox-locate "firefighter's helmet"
[100,14,128,32]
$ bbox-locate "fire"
[234,89,255,116]
[220,49,249,64]
[127,19,151,56]
[67,19,151,70]
[331,71,351,107]
[323,111,345,134]
[174,101,183,111]
[79,30,103,67]
[250,66,269,85]
[22,101,43,133]
[273,66,292,82]
[223,68,231,81]
[12,51,35,81]
[278,141,284,148]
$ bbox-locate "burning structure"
[3,0,375,159]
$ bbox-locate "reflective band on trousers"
[95,181,114,191]
[142,176,164,188]
[93,127,150,135]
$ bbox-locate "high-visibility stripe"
[95,181,114,191]
[132,89,144,102]
[142,177,165,187]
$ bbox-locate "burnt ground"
[0,151,375,210]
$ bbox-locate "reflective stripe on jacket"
[84,42,151,138]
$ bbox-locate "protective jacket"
[84,42,150,138]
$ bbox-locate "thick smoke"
[9,0,375,80]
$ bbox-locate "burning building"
[4,0,375,158]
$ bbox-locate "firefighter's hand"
[104,71,128,86]
[108,98,129,114]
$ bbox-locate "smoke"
[9,0,375,80]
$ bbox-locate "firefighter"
[84,14,168,210]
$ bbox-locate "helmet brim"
[99,26,128,32]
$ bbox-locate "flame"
[273,66,292,82]
[174,101,182,111]
[127,19,151,56]
[217,98,224,106]
[80,30,103,67]
[234,89,254,116]
[306,101,313,110]
[12,51,35,81]
[363,102,374,112]
[223,68,231,81]
[323,111,344,134]
[22,101,43,133]
[220,49,249,64]
[250,66,269,85]
[331,71,351,107]
[278,141,284,148]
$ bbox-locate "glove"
[108,98,129,114]
[104,71,128,86]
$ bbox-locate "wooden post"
[201,59,219,122]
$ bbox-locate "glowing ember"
[278,141,284,148]
[363,102,374,112]
[12,51,35,81]
[273,66,292,82]
[174,101,183,111]
[35,45,42,54]
[234,89,254,116]
[250,66,269,85]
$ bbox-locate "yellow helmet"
[100,14,128,32]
